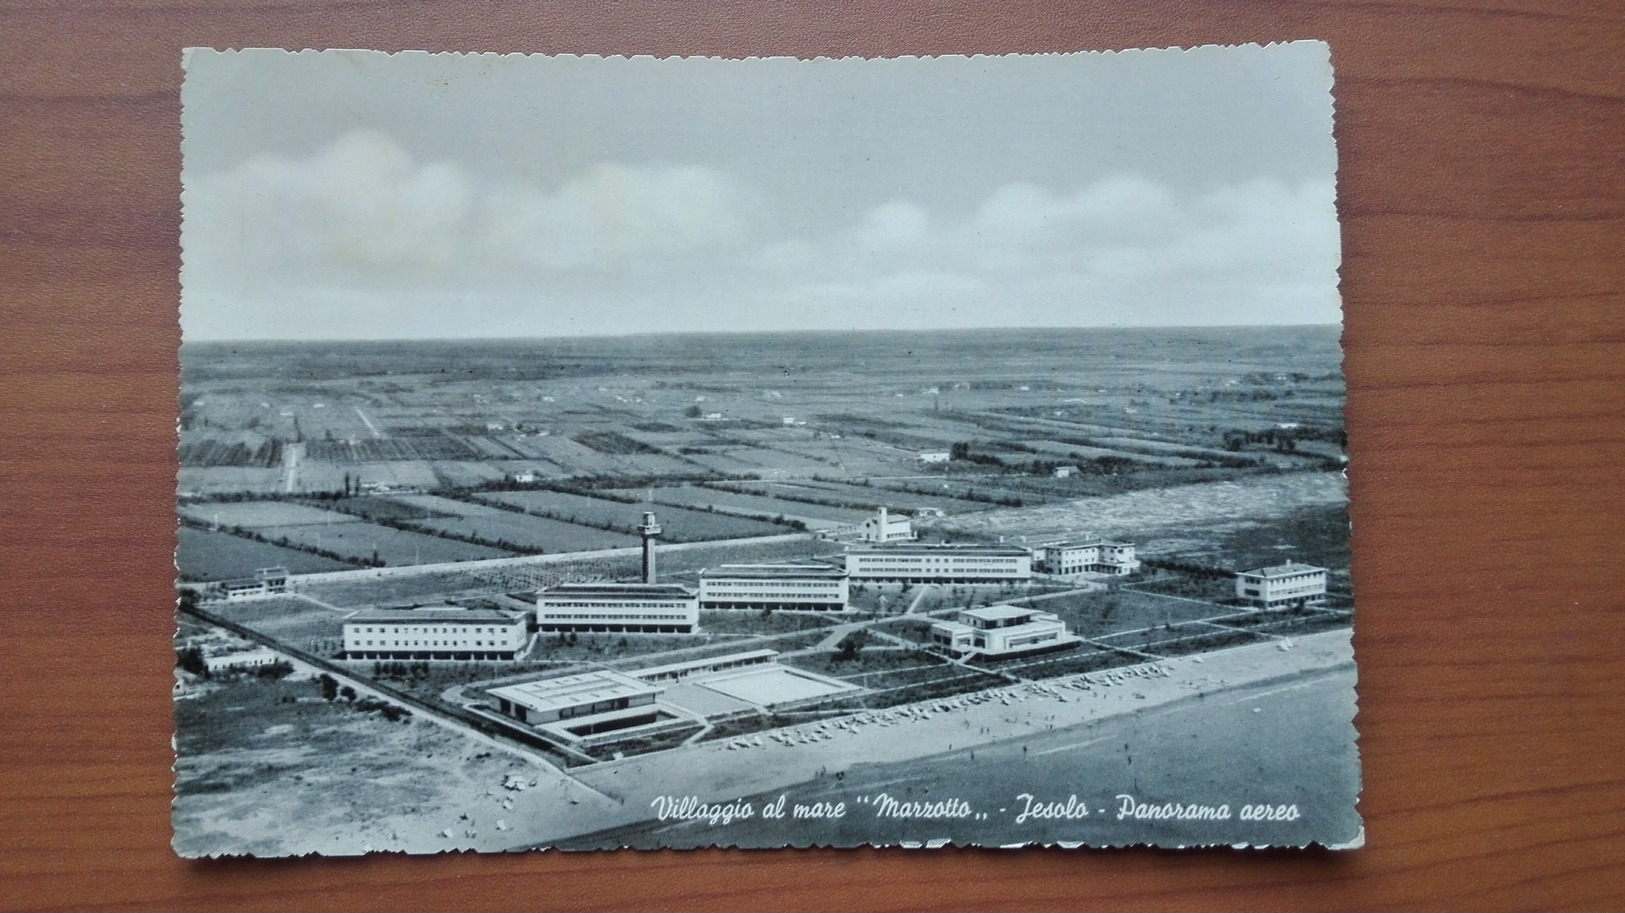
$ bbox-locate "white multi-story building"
[930,605,1079,657]
[918,451,951,464]
[536,583,699,633]
[857,507,914,543]
[1033,538,1140,576]
[343,606,529,661]
[698,564,850,611]
[845,543,1031,583]
[214,566,289,601]
[1234,562,1328,609]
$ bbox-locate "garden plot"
[176,527,356,581]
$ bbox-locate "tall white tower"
[638,511,662,583]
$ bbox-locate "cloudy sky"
[180,45,1341,341]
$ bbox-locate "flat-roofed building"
[536,582,699,633]
[698,564,849,611]
[343,606,528,661]
[214,566,289,601]
[1235,562,1328,609]
[202,647,284,674]
[845,543,1031,583]
[930,604,1078,657]
[487,669,668,740]
[857,507,914,543]
[629,649,779,683]
[1033,538,1141,576]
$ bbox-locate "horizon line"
[182,322,1343,345]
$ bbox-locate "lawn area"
[201,595,351,650]
[1023,588,1226,640]
[697,611,845,636]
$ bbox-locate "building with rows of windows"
[1234,562,1328,609]
[844,543,1032,583]
[929,605,1079,658]
[1032,538,1141,576]
[535,582,699,633]
[697,564,850,611]
[342,606,529,661]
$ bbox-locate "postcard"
[174,44,1359,855]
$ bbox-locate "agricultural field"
[178,500,361,528]
[176,526,357,581]
[388,494,640,553]
[476,489,795,541]
[730,479,994,516]
[629,485,873,525]
[262,520,515,566]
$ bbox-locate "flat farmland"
[474,489,654,526]
[637,485,872,524]
[178,500,360,529]
[269,520,515,565]
[718,446,838,474]
[1020,439,1202,468]
[476,489,793,541]
[737,479,992,515]
[672,451,775,476]
[389,494,640,553]
[177,466,287,496]
[176,527,357,580]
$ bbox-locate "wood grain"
[2,0,1622,909]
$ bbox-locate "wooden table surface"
[2,1,1622,910]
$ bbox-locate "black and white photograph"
[173,45,1359,855]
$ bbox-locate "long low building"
[536,582,699,633]
[342,606,528,661]
[487,669,670,741]
[930,605,1079,658]
[1033,538,1141,576]
[1235,562,1328,609]
[698,564,850,611]
[844,543,1032,583]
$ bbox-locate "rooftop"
[1238,562,1328,579]
[629,649,780,680]
[347,606,522,624]
[699,564,846,579]
[488,669,663,715]
[847,543,1031,557]
[539,583,695,599]
[961,604,1039,622]
[1044,538,1133,550]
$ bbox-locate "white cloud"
[744,173,1340,325]
[184,130,760,293]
